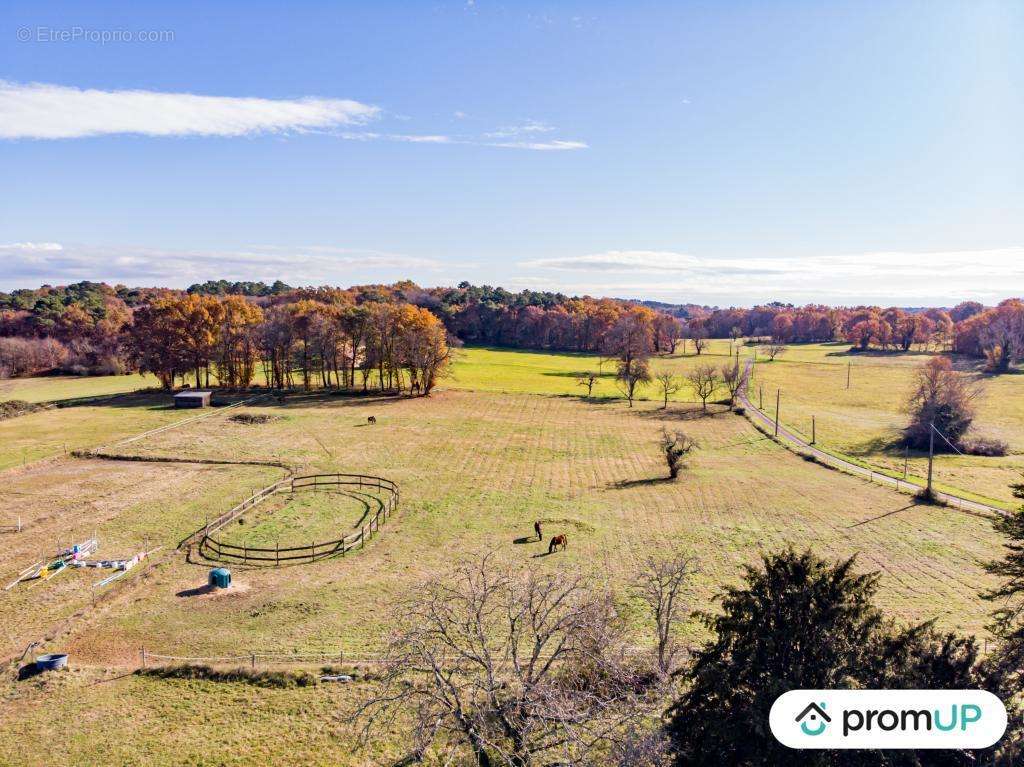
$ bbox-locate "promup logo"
[795,702,830,736]
[770,690,1006,749]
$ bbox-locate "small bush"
[963,437,1009,457]
[0,400,45,420]
[137,664,318,688]
[229,413,281,425]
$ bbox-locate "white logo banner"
[770,689,1007,749]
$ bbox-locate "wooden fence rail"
[187,473,399,566]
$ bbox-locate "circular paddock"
[197,473,399,567]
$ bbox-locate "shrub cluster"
[136,664,319,688]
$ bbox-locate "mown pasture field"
[0,371,160,403]
[0,347,1013,765]
[0,393,204,470]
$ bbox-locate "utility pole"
[903,445,909,479]
[846,361,851,390]
[759,383,764,410]
[811,416,816,445]
[774,390,781,437]
[926,421,935,499]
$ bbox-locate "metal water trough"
[35,653,68,672]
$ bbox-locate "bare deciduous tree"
[760,343,786,361]
[354,553,651,767]
[576,371,599,398]
[720,361,743,408]
[686,364,720,412]
[616,358,651,408]
[654,370,681,409]
[634,552,698,677]
[692,333,708,356]
[660,427,697,480]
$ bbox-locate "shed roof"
[174,390,213,398]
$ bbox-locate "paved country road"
[738,359,1005,518]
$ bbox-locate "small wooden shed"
[174,390,213,409]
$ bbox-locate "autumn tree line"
[0,281,686,388]
[688,299,1024,372]
[1,280,1022,381]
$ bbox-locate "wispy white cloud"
[0,241,442,290]
[518,248,1024,304]
[0,241,64,252]
[0,80,380,140]
[388,134,452,144]
[486,139,588,151]
[336,130,586,151]
[522,251,702,272]
[0,80,589,151]
[483,120,555,139]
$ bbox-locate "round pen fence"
[190,473,399,566]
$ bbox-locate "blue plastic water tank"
[208,568,231,589]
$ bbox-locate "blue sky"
[1,0,1022,306]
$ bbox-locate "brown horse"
[367,416,377,424]
[548,534,567,554]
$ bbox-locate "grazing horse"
[548,534,567,554]
[534,520,542,541]
[367,415,377,424]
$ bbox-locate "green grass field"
[749,343,1024,507]
[0,372,160,403]
[449,340,742,401]
[214,487,380,549]
[0,346,1013,765]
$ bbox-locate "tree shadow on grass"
[845,434,908,457]
[847,500,927,528]
[541,370,616,379]
[513,536,541,545]
[632,404,731,421]
[552,394,621,406]
[606,476,675,489]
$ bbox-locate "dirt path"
[738,358,1004,518]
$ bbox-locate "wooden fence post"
[251,652,256,670]
[140,647,147,668]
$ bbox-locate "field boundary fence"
[135,644,671,670]
[181,473,400,565]
[138,647,357,669]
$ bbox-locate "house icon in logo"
[795,702,830,736]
